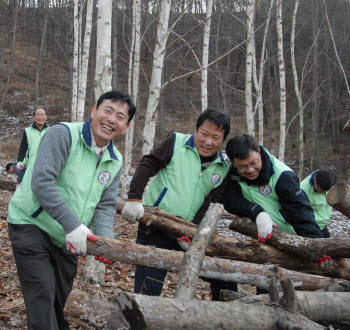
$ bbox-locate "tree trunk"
[65,289,128,329]
[116,202,350,278]
[116,292,325,330]
[34,0,49,104]
[200,0,213,112]
[94,0,112,102]
[290,0,304,180]
[0,179,16,191]
[326,183,350,218]
[141,0,172,156]
[276,0,287,161]
[229,217,350,262]
[174,203,223,299]
[76,0,93,122]
[244,0,255,135]
[87,237,350,292]
[122,0,142,198]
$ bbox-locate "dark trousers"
[134,223,237,299]
[8,224,78,330]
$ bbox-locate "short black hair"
[226,134,259,160]
[96,90,136,124]
[33,108,46,116]
[315,169,337,191]
[195,108,230,140]
[5,162,13,172]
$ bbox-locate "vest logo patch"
[98,171,111,185]
[211,173,221,185]
[259,184,272,195]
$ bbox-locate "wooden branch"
[118,202,350,279]
[0,179,16,192]
[65,288,128,329]
[175,203,223,299]
[116,292,325,330]
[229,217,350,261]
[87,237,350,292]
[327,183,350,218]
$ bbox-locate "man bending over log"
[121,108,234,300]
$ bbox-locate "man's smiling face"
[90,99,130,147]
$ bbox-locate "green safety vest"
[143,133,229,221]
[7,120,123,249]
[237,148,296,234]
[300,172,331,230]
[23,123,50,167]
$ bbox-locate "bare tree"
[276,0,286,161]
[200,0,213,112]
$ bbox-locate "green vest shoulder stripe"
[143,133,228,221]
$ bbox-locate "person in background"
[16,108,49,183]
[300,169,337,238]
[5,161,23,176]
[121,108,233,300]
[7,90,136,330]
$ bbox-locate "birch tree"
[290,0,304,179]
[200,0,213,112]
[244,0,255,136]
[252,0,274,144]
[76,0,93,122]
[94,0,113,102]
[34,0,49,104]
[276,0,286,161]
[141,0,172,156]
[71,0,80,122]
[122,0,142,198]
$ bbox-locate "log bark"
[116,292,325,330]
[87,237,350,292]
[175,203,223,299]
[65,288,128,329]
[229,216,350,262]
[344,118,350,131]
[326,183,350,218]
[117,202,350,279]
[0,179,16,191]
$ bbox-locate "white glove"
[65,224,91,256]
[16,162,23,170]
[256,212,273,243]
[121,201,144,222]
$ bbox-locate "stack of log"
[64,185,350,329]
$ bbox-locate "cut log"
[327,183,350,218]
[0,179,16,191]
[229,217,350,262]
[175,203,223,299]
[65,288,128,329]
[118,202,350,279]
[116,292,325,330]
[344,118,350,131]
[87,237,350,292]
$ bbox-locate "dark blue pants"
[134,223,237,299]
[8,224,78,330]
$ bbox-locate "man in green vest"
[7,90,136,330]
[17,108,50,183]
[301,169,337,237]
[121,108,232,299]
[222,134,325,243]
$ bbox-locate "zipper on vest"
[80,164,98,220]
[186,171,202,219]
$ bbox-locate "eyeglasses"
[235,156,261,174]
